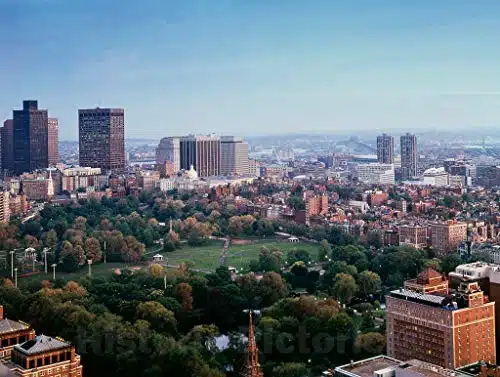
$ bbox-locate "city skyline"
[2,1,500,140]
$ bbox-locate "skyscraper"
[1,119,14,174]
[13,100,49,175]
[400,133,418,179]
[221,136,249,176]
[377,133,394,164]
[156,137,180,173]
[78,108,125,173]
[179,135,221,177]
[47,118,59,166]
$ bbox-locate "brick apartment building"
[387,268,496,369]
[0,306,82,377]
[431,220,468,254]
[398,225,428,249]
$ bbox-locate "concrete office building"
[47,118,59,166]
[179,135,221,177]
[401,133,418,180]
[431,220,467,255]
[221,136,249,176]
[13,101,49,175]
[357,163,395,184]
[79,108,125,173]
[156,137,181,173]
[377,133,395,164]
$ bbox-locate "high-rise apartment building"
[47,118,59,166]
[13,101,49,175]
[387,268,496,369]
[401,133,418,179]
[1,120,14,174]
[179,135,221,177]
[221,136,249,176]
[79,108,125,173]
[431,220,467,255]
[377,133,394,164]
[156,137,180,173]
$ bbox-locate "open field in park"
[16,238,321,286]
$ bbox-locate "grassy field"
[15,238,321,286]
[160,238,320,271]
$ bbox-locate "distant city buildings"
[13,101,50,175]
[156,137,180,173]
[401,133,418,180]
[0,191,10,224]
[180,135,221,177]
[61,167,102,193]
[356,163,395,184]
[1,120,14,174]
[220,136,249,176]
[47,118,59,166]
[78,108,125,173]
[377,133,394,164]
[423,167,449,186]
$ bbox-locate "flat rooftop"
[336,355,402,377]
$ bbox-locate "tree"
[136,301,177,334]
[333,273,357,305]
[84,237,102,263]
[319,240,331,262]
[260,271,288,306]
[122,236,145,263]
[150,264,165,278]
[286,249,311,265]
[441,253,462,274]
[357,271,382,298]
[43,229,58,249]
[175,282,193,313]
[73,216,87,232]
[273,363,309,377]
[355,332,386,356]
[61,253,79,273]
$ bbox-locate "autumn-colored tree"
[24,235,39,249]
[73,216,87,232]
[260,271,288,306]
[43,230,58,249]
[175,282,193,313]
[64,281,87,296]
[60,241,73,257]
[121,236,145,263]
[99,219,113,231]
[149,263,165,278]
[84,237,102,262]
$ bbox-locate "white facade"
[423,167,449,186]
[156,137,181,173]
[248,159,259,177]
[61,167,102,193]
[356,163,395,184]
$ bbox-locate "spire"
[241,310,263,377]
[170,217,173,233]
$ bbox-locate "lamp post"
[88,259,93,278]
[51,264,57,281]
[14,267,18,288]
[163,258,169,290]
[43,248,49,274]
[9,250,14,278]
[103,241,107,264]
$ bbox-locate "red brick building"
[431,220,467,254]
[0,306,35,360]
[398,225,428,249]
[387,268,496,369]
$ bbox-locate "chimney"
[0,305,4,320]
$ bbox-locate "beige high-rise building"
[47,118,59,166]
[221,136,249,176]
[179,135,221,177]
[0,191,11,223]
[156,137,180,173]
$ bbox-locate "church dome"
[186,165,198,180]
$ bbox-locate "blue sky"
[1,0,500,140]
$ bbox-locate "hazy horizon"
[2,1,500,140]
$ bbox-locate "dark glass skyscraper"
[78,108,125,173]
[377,133,394,164]
[1,120,15,174]
[13,100,49,175]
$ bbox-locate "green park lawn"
[16,238,321,287]
[160,239,321,271]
